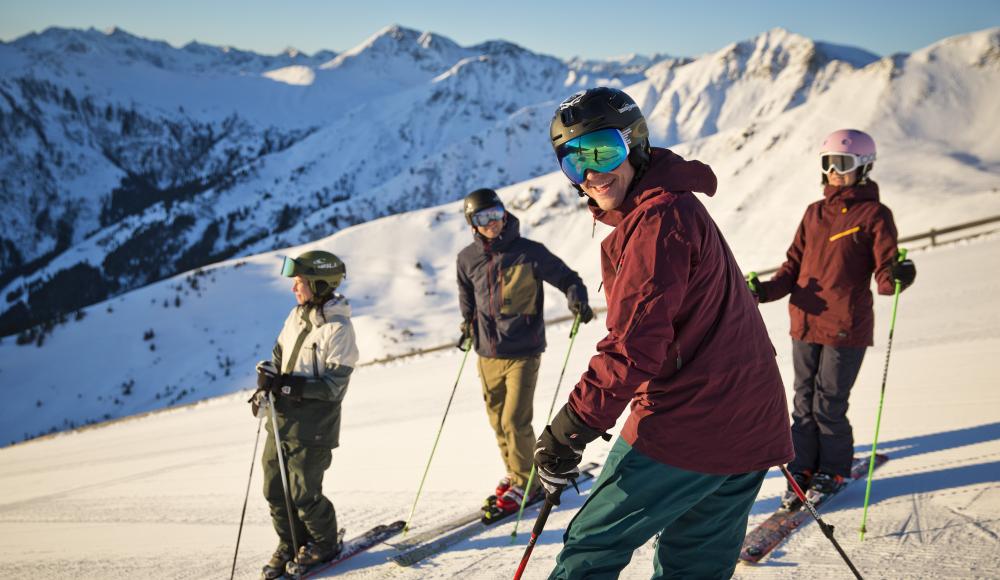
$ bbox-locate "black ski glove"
[890,258,916,290]
[267,374,306,401]
[256,360,281,391]
[567,295,594,324]
[534,404,606,504]
[746,272,767,302]
[457,319,473,350]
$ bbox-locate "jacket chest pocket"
[500,262,538,316]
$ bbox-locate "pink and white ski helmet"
[820,129,876,165]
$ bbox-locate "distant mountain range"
[0,24,997,341]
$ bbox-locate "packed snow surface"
[0,234,997,578]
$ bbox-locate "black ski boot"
[285,540,342,578]
[809,472,845,495]
[261,545,292,579]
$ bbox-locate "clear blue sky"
[2,0,998,59]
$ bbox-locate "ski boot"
[779,471,811,511]
[260,545,292,580]
[483,485,544,523]
[482,475,511,511]
[809,472,845,495]
[285,540,342,578]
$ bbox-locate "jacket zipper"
[487,253,498,356]
[312,342,319,377]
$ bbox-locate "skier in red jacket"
[534,87,793,579]
[748,129,916,507]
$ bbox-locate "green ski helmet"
[281,250,346,297]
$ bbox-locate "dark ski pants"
[788,339,866,477]
[478,354,541,490]
[549,438,766,580]
[262,433,338,550]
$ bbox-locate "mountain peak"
[325,24,463,74]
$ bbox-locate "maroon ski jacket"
[568,148,793,475]
[759,181,899,348]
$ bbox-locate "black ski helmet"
[549,87,651,186]
[283,250,346,298]
[463,188,504,225]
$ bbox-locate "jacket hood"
[589,148,718,227]
[474,212,521,252]
[822,180,880,206]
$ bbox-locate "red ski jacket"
[759,181,899,348]
[568,148,793,475]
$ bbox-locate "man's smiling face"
[579,159,636,211]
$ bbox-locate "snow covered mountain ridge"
[0,23,670,339]
[1,25,998,445]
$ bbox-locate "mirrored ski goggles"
[821,153,861,175]
[281,256,306,277]
[470,205,505,227]
[555,128,630,184]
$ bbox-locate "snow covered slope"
[4,24,996,347]
[0,234,996,579]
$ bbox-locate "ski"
[389,507,487,552]
[390,462,598,553]
[739,453,889,564]
[282,520,405,579]
[391,463,600,568]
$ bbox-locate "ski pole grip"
[897,248,908,261]
[532,500,554,536]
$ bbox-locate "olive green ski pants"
[477,354,541,490]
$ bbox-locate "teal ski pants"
[550,438,766,579]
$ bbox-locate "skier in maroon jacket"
[747,129,917,507]
[533,87,793,579]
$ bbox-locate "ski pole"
[267,391,300,556]
[229,412,265,580]
[512,497,557,580]
[403,337,473,534]
[780,465,863,580]
[510,313,582,541]
[860,248,908,541]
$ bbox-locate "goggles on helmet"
[470,205,505,227]
[821,153,862,175]
[281,256,304,277]
[555,128,630,185]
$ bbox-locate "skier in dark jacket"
[457,188,592,515]
[251,250,359,579]
[748,129,916,505]
[534,87,793,579]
